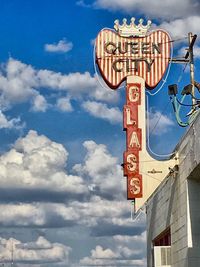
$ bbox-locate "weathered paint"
[96,29,171,89]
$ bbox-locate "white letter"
[127,153,137,172]
[130,177,141,195]
[128,85,139,102]
[125,107,135,125]
[129,131,140,148]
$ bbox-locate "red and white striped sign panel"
[95,29,171,89]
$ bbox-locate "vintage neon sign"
[96,20,171,89]
[95,18,172,201]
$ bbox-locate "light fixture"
[181,84,192,95]
[168,84,178,95]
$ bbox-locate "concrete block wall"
[146,114,200,267]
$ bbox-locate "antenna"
[11,238,14,267]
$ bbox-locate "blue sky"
[0,0,199,266]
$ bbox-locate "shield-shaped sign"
[95,29,171,89]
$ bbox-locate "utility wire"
[176,97,197,107]
[148,60,188,136]
[148,100,171,137]
[177,62,189,84]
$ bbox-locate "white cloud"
[73,140,125,199]
[17,236,53,249]
[31,94,49,112]
[80,244,146,266]
[194,46,200,58]
[147,109,175,136]
[114,231,147,244]
[0,236,71,265]
[0,197,142,229]
[44,39,73,53]
[0,58,119,113]
[92,245,117,258]
[82,100,122,124]
[0,203,82,227]
[179,45,200,60]
[0,130,88,197]
[0,59,37,108]
[0,135,146,266]
[92,0,200,19]
[0,134,131,228]
[0,111,23,130]
[76,0,91,8]
[158,16,200,39]
[56,97,73,112]
[0,196,139,232]
[71,197,131,228]
[80,257,146,266]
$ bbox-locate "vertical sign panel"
[124,82,143,199]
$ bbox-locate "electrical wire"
[175,96,197,107]
[161,36,188,44]
[146,95,176,158]
[148,100,171,137]
[177,62,189,84]
[173,95,189,127]
[168,61,190,127]
[191,95,200,101]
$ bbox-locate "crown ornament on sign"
[114,17,152,37]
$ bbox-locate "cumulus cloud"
[73,140,125,200]
[77,0,91,8]
[56,97,73,112]
[178,45,200,60]
[0,58,119,120]
[0,197,144,230]
[0,196,145,230]
[82,101,122,124]
[31,94,49,112]
[89,0,200,19]
[0,236,71,265]
[114,231,147,244]
[0,133,136,230]
[80,244,146,266]
[0,130,88,203]
[157,16,200,39]
[0,111,24,130]
[0,135,147,264]
[44,39,73,53]
[0,133,134,230]
[71,196,135,229]
[147,108,175,136]
[0,203,81,227]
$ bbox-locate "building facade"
[146,114,200,267]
